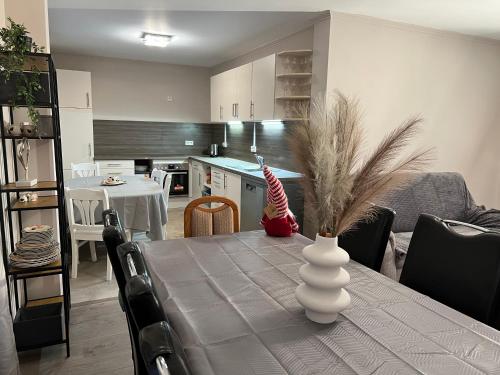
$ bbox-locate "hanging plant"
[0,17,45,130]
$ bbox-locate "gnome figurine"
[260,165,299,237]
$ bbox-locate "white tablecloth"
[142,231,500,374]
[66,175,168,240]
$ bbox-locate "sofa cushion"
[381,172,470,232]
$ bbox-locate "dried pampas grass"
[289,92,431,236]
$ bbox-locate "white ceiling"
[48,0,500,66]
[48,10,323,66]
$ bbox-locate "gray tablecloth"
[66,176,167,240]
[141,231,500,375]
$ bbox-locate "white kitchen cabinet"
[251,55,276,120]
[58,69,95,177]
[224,171,241,213]
[235,63,252,121]
[60,108,93,169]
[210,74,223,122]
[57,69,92,109]
[221,68,237,122]
[211,167,225,198]
[210,54,277,122]
[211,167,241,217]
[97,160,135,177]
[190,161,204,199]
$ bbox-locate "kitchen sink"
[242,167,262,172]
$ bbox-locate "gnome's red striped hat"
[261,165,299,232]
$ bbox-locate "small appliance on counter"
[209,144,219,157]
[134,159,152,176]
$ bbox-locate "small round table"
[65,175,168,240]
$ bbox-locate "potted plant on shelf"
[291,93,430,324]
[0,17,46,134]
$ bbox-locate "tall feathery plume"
[289,92,431,237]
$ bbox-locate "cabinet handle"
[219,105,223,120]
[224,175,227,189]
[88,143,92,157]
[235,103,239,118]
[86,92,90,108]
[107,163,122,167]
[250,102,254,119]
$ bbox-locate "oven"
[152,160,189,197]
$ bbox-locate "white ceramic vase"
[295,234,351,324]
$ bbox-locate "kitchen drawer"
[100,167,135,176]
[98,160,134,169]
[211,168,224,182]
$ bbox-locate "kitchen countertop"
[189,156,302,182]
[95,155,302,182]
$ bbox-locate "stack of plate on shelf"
[9,225,60,268]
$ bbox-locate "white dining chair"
[151,169,172,238]
[65,187,113,281]
[71,162,100,178]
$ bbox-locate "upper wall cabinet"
[211,63,252,122]
[57,69,92,109]
[251,54,276,121]
[211,56,275,122]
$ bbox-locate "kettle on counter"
[209,144,219,157]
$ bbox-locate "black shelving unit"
[0,53,71,357]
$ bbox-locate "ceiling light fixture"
[142,32,173,47]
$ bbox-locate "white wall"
[327,13,500,207]
[211,26,314,75]
[52,53,211,123]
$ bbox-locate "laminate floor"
[17,208,187,373]
[70,208,185,304]
[19,298,133,375]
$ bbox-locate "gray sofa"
[381,172,500,277]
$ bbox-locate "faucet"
[255,155,264,169]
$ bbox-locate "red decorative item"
[260,165,299,236]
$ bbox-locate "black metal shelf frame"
[0,54,71,357]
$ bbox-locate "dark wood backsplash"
[212,122,299,171]
[94,120,214,159]
[94,120,299,171]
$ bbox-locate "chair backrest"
[164,174,172,206]
[102,209,128,293]
[184,196,239,237]
[117,242,150,282]
[139,321,191,375]
[339,206,395,272]
[400,214,500,329]
[151,168,167,187]
[65,187,109,230]
[71,162,100,178]
[102,211,146,375]
[151,169,172,207]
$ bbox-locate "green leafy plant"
[0,17,45,129]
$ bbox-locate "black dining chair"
[339,205,395,272]
[126,275,191,375]
[400,213,500,329]
[139,321,190,375]
[102,210,148,375]
[102,209,129,295]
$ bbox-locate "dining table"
[66,175,168,240]
[140,230,500,375]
